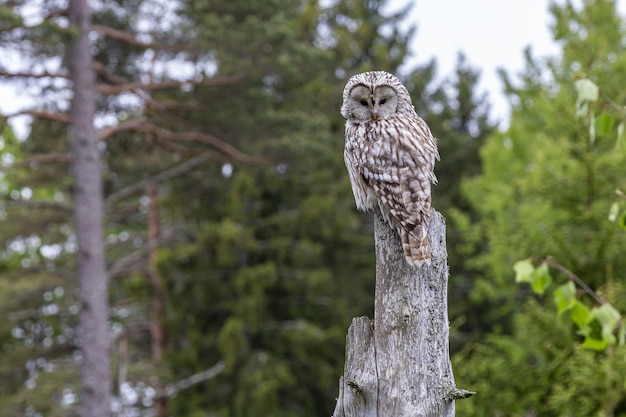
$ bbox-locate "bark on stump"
[332,211,473,417]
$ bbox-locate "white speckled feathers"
[341,71,439,267]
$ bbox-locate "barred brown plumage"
[341,71,439,267]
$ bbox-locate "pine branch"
[0,70,69,79]
[143,123,263,165]
[91,24,154,48]
[105,150,215,207]
[0,70,243,94]
[99,118,265,165]
[4,110,70,123]
[3,153,71,170]
[93,60,128,85]
[3,200,73,212]
[108,227,178,279]
[97,74,245,95]
[158,361,226,398]
[98,118,147,140]
[153,138,208,156]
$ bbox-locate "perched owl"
[341,71,439,267]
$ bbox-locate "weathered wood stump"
[332,211,474,417]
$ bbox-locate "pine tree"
[452,0,626,414]
[0,0,498,415]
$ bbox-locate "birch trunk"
[332,211,473,417]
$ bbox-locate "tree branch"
[158,361,226,398]
[97,75,245,95]
[0,69,243,95]
[91,24,154,48]
[99,118,147,140]
[93,60,128,85]
[0,70,69,79]
[99,118,265,165]
[105,150,214,207]
[147,124,264,165]
[600,90,626,117]
[152,137,208,157]
[3,200,73,212]
[108,227,178,279]
[4,109,70,123]
[3,153,71,170]
[544,257,607,305]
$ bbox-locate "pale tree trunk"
[332,212,473,417]
[146,183,168,416]
[68,0,111,415]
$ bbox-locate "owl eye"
[360,100,368,106]
[380,98,387,105]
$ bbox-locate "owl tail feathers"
[400,227,431,267]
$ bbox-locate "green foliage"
[608,190,626,233]
[323,0,414,74]
[0,116,80,414]
[159,135,371,415]
[554,281,577,316]
[514,258,624,351]
[453,0,626,414]
[574,77,599,117]
[148,1,430,415]
[514,259,551,295]
[13,0,626,415]
[454,299,626,416]
[456,0,626,316]
[512,45,626,355]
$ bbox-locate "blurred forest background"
[0,0,625,416]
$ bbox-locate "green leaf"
[609,202,620,222]
[593,303,621,345]
[581,335,609,350]
[570,300,590,329]
[575,78,599,118]
[594,112,614,137]
[513,258,534,283]
[530,263,552,295]
[554,281,576,315]
[578,318,608,350]
[574,78,599,102]
[572,302,625,350]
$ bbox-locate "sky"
[390,0,563,126]
[2,1,625,134]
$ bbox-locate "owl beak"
[372,113,377,120]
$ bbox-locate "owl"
[341,71,439,267]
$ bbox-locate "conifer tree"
[452,1,626,414]
[0,0,498,415]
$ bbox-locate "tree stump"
[332,211,473,417]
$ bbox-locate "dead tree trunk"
[332,211,473,417]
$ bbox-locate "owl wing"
[354,116,438,263]
[357,116,437,218]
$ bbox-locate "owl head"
[340,71,414,122]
